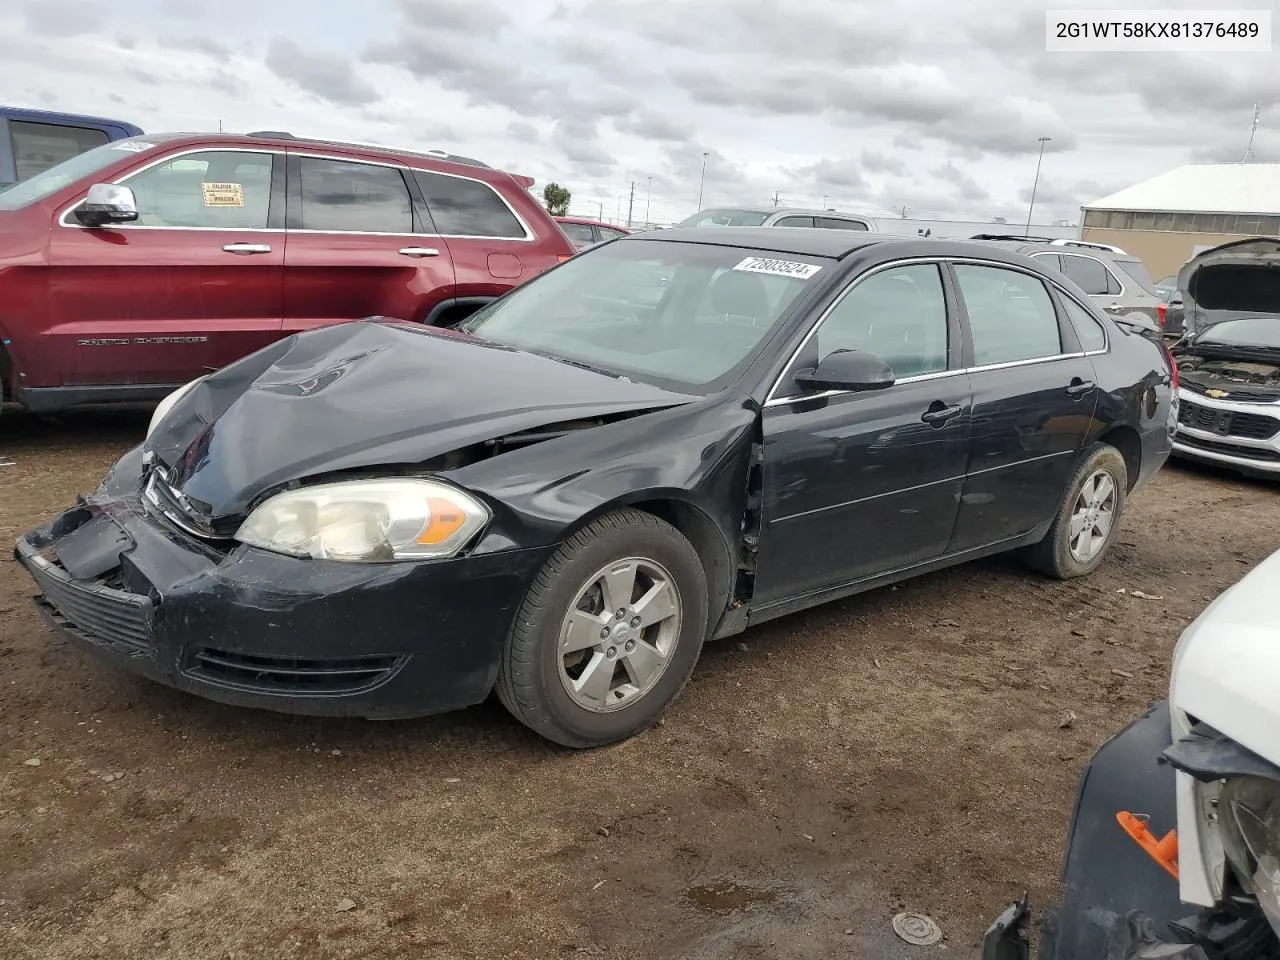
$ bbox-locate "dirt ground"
[1,406,1276,960]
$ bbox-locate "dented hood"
[143,320,694,524]
[1178,237,1280,333]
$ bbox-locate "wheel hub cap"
[1069,468,1118,564]
[558,557,682,714]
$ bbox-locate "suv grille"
[186,649,402,694]
[1178,400,1280,441]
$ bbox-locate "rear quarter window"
[1059,296,1108,352]
[413,171,527,239]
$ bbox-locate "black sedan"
[16,229,1176,747]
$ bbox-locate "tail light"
[1157,303,1168,327]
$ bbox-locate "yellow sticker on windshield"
[201,182,245,207]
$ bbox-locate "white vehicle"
[985,548,1280,959]
[1169,546,1280,946]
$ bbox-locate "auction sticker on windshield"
[733,256,822,280]
[110,141,155,153]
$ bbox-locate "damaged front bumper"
[15,448,552,719]
[983,702,1280,960]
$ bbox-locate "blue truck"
[1,106,143,190]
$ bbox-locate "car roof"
[622,226,1063,267]
[974,238,1131,261]
[135,132,503,177]
[769,208,871,219]
[555,216,623,228]
[1,105,143,134]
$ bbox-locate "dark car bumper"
[15,491,552,720]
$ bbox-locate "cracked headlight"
[1221,777,1280,938]
[146,377,204,439]
[235,478,490,562]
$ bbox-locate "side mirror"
[794,349,896,392]
[74,183,138,227]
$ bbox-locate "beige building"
[1081,162,1280,280]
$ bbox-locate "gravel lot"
[1,406,1276,959]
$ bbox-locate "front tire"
[1021,443,1128,579]
[496,508,709,748]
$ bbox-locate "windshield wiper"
[527,349,624,379]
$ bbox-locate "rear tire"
[1020,443,1128,579]
[496,508,708,748]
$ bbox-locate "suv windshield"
[677,209,770,228]
[0,139,152,211]
[461,240,827,393]
[1197,317,1280,350]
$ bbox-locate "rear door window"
[298,157,413,233]
[11,120,110,181]
[413,171,527,238]
[1060,255,1118,297]
[954,263,1063,365]
[1030,252,1063,274]
[121,150,274,229]
[774,215,815,227]
[559,222,596,247]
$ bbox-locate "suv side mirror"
[75,183,138,227]
[794,349,896,392]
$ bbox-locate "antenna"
[1244,103,1260,162]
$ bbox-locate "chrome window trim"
[57,145,537,243]
[763,256,1107,409]
[57,146,283,230]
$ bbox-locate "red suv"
[0,132,575,414]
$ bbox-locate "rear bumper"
[16,490,551,719]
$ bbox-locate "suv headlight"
[235,479,490,562]
[147,377,204,438]
[1221,777,1280,937]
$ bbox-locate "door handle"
[398,246,441,257]
[222,242,272,255]
[920,402,963,426]
[1105,303,1123,312]
[1066,378,1096,397]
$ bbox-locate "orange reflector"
[1116,811,1179,879]
[557,254,572,262]
[416,498,467,545]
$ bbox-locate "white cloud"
[0,0,1276,226]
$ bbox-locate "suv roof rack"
[244,131,491,169]
[1050,238,1128,254]
[968,233,1058,242]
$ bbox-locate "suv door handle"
[222,242,272,255]
[398,246,441,257]
[920,401,963,426]
[1066,378,1096,397]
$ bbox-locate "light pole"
[696,152,709,210]
[1024,136,1052,237]
[645,176,652,226]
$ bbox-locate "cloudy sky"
[1,0,1276,226]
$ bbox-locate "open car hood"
[143,319,694,526]
[1178,237,1280,333]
